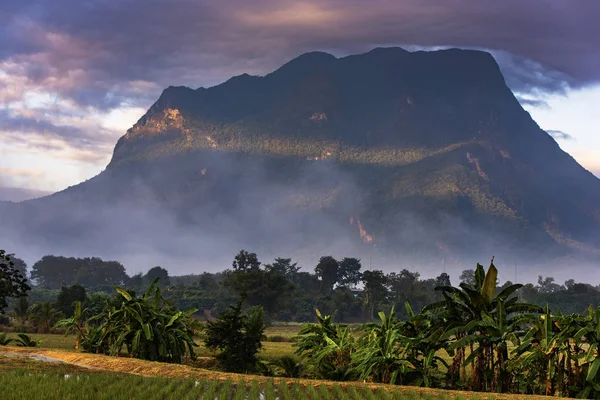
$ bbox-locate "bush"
[204,297,265,373]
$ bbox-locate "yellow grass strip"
[0,347,567,399]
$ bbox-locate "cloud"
[515,97,550,109]
[1,1,598,106]
[0,0,598,191]
[547,130,575,141]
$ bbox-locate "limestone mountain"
[2,47,599,274]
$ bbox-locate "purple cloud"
[1,1,598,104]
[0,0,598,159]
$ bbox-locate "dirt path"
[0,347,566,399]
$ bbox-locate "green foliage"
[143,266,170,287]
[55,301,88,350]
[96,279,198,362]
[29,302,63,333]
[31,255,128,290]
[10,296,30,328]
[14,333,40,347]
[204,296,265,373]
[55,284,87,316]
[232,250,261,272]
[0,249,30,314]
[271,355,303,378]
[294,309,357,381]
[52,279,198,362]
[362,270,388,320]
[354,307,408,384]
[0,332,12,345]
[314,256,339,291]
[223,253,293,317]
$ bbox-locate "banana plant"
[400,303,449,388]
[88,278,199,363]
[448,298,536,392]
[353,307,409,384]
[510,305,569,396]
[570,305,600,398]
[294,309,357,381]
[14,333,40,347]
[426,259,542,391]
[0,332,12,346]
[55,301,88,350]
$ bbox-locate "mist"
[1,145,598,287]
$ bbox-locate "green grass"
[0,355,489,400]
[3,332,298,360]
[0,368,478,400]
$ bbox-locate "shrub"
[204,297,265,373]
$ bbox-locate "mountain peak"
[269,51,337,78]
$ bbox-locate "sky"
[0,0,599,199]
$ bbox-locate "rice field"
[0,350,563,400]
[0,370,483,400]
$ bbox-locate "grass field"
[18,329,300,361]
[0,354,548,400]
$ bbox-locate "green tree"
[204,297,265,373]
[266,257,300,277]
[362,270,388,320]
[434,273,451,288]
[0,249,30,314]
[55,284,87,316]
[224,252,293,318]
[144,266,170,286]
[459,269,475,286]
[8,254,27,278]
[232,250,261,272]
[338,258,362,288]
[31,256,78,289]
[314,256,339,291]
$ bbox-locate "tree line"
[3,249,600,327]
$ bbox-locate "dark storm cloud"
[1,0,598,112]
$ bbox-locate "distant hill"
[2,47,599,276]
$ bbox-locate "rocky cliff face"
[2,47,599,274]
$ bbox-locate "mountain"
[2,47,600,277]
[0,187,52,202]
